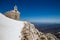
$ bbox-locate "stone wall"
[5,11,20,21]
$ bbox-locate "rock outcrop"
[54,32,60,39]
[21,21,59,40]
[46,33,59,40]
[21,21,41,40]
[21,21,47,40]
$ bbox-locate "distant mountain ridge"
[32,22,60,33]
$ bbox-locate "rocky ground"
[21,21,60,40]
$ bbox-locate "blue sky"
[0,0,60,23]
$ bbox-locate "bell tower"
[14,5,18,12]
[14,5,20,20]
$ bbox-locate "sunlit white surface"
[0,13,24,40]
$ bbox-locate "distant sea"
[31,22,60,33]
